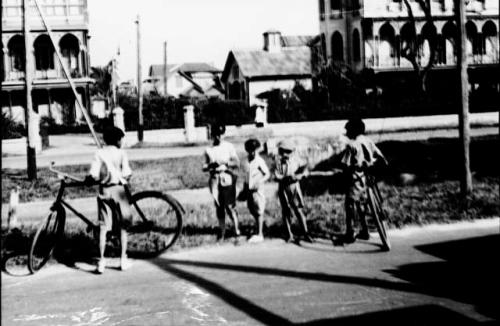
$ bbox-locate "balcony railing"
[365,53,498,70]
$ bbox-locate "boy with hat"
[275,139,314,243]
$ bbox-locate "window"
[34,35,55,70]
[8,35,25,72]
[331,32,344,62]
[319,0,325,20]
[330,0,342,18]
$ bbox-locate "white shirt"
[204,141,238,168]
[243,155,270,191]
[89,146,132,185]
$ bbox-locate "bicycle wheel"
[367,186,391,251]
[128,191,183,257]
[28,205,66,274]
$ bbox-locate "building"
[2,0,93,125]
[143,62,223,99]
[316,0,499,92]
[221,30,314,107]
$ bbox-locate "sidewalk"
[2,112,498,158]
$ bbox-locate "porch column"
[3,46,10,80]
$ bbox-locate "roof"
[222,47,311,81]
[149,62,220,77]
[280,35,315,48]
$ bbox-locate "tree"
[89,65,112,97]
[401,0,438,93]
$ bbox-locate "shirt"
[243,155,270,191]
[204,141,239,169]
[89,146,132,185]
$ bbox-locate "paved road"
[2,219,498,325]
[2,127,498,169]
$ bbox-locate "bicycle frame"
[52,179,97,230]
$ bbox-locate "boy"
[275,139,314,244]
[339,118,387,244]
[203,123,241,241]
[241,138,270,243]
[86,126,132,273]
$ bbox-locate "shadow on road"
[385,234,499,320]
[151,251,495,325]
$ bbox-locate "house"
[315,0,499,92]
[2,0,93,125]
[143,62,223,99]
[221,30,315,107]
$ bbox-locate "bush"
[1,112,25,139]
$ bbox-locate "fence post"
[113,106,126,132]
[183,105,196,143]
[8,187,20,230]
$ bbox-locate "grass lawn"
[1,135,498,269]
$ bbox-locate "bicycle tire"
[367,187,391,251]
[128,191,183,257]
[28,205,66,274]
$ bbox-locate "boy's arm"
[88,152,102,181]
[227,143,240,169]
[121,151,132,180]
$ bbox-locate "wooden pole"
[136,15,144,142]
[23,0,37,180]
[456,0,472,197]
[32,0,101,148]
[163,41,168,96]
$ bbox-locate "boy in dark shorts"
[339,118,387,244]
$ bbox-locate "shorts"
[247,190,266,217]
[98,185,132,232]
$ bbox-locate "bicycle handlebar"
[49,162,85,183]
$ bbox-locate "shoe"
[303,234,314,243]
[285,235,295,243]
[356,230,370,241]
[95,259,106,274]
[120,256,131,271]
[248,235,264,243]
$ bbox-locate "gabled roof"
[222,47,311,82]
[280,35,315,48]
[149,62,220,78]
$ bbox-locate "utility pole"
[456,0,472,197]
[163,41,168,96]
[136,15,144,142]
[23,0,37,180]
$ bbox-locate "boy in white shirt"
[86,126,132,274]
[241,139,270,243]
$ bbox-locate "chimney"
[263,29,282,52]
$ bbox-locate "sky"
[87,0,319,82]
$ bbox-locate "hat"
[278,139,294,152]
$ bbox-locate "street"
[2,218,498,325]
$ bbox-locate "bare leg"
[98,226,107,261]
[293,206,309,235]
[282,209,294,241]
[120,229,128,258]
[226,205,240,236]
[255,213,263,236]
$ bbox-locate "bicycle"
[307,169,391,251]
[28,163,185,274]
